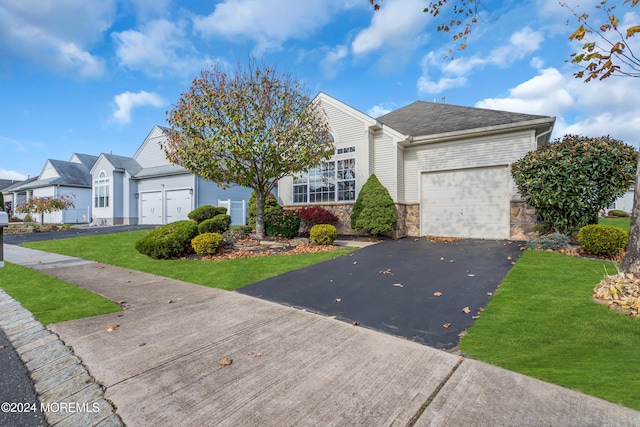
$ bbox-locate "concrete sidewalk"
[4,244,640,426]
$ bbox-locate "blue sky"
[1,0,639,180]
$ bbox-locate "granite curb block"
[0,289,124,427]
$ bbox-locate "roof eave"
[404,117,555,147]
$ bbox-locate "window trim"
[293,157,356,204]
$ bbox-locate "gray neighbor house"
[12,93,620,240]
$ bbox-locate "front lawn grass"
[460,250,640,411]
[0,263,121,325]
[22,230,355,291]
[598,216,631,232]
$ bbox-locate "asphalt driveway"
[3,225,156,245]
[238,237,525,350]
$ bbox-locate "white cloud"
[320,45,348,79]
[0,168,27,180]
[0,0,114,77]
[113,19,213,78]
[112,91,165,125]
[367,104,392,118]
[351,0,430,56]
[193,0,342,54]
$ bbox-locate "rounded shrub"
[578,224,628,257]
[188,205,227,224]
[310,224,337,245]
[265,209,301,238]
[608,209,630,218]
[198,214,231,234]
[191,232,224,255]
[134,220,199,259]
[299,206,339,225]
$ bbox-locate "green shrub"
[248,192,281,229]
[526,233,570,251]
[191,232,224,255]
[351,174,397,235]
[310,224,337,245]
[608,209,630,218]
[533,221,555,235]
[198,214,231,234]
[134,220,199,259]
[23,213,33,222]
[578,224,628,257]
[188,205,227,224]
[265,209,300,238]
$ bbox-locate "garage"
[421,166,510,239]
[140,191,162,224]
[165,189,192,223]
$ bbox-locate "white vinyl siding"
[133,126,171,168]
[39,161,59,180]
[421,166,510,239]
[404,130,534,203]
[372,131,397,200]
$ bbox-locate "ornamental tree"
[511,135,637,235]
[16,194,75,225]
[163,60,333,238]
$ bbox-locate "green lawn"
[22,230,355,291]
[460,250,640,411]
[598,216,631,232]
[0,263,121,325]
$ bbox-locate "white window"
[94,171,110,208]
[293,158,356,203]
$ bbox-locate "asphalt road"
[3,225,156,245]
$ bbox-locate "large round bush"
[578,224,628,257]
[198,214,231,234]
[135,220,199,259]
[265,209,300,238]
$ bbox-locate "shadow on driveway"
[238,237,525,350]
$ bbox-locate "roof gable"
[377,101,553,138]
[70,153,99,169]
[132,125,172,168]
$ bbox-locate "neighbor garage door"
[140,191,162,224]
[421,166,509,239]
[165,189,192,223]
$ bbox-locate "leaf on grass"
[219,357,232,366]
[442,323,451,328]
[106,325,119,332]
[462,306,471,314]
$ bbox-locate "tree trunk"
[254,191,266,239]
[622,157,640,277]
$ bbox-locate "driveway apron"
[239,238,525,349]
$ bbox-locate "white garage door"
[421,166,509,239]
[165,189,192,223]
[140,191,163,224]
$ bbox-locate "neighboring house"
[278,92,556,240]
[5,154,97,223]
[90,125,252,226]
[610,188,635,214]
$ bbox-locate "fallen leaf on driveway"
[0,345,5,350]
[335,298,342,303]
[328,315,337,319]
[106,325,119,332]
[472,315,480,319]
[439,257,445,261]
[393,283,403,287]
[219,358,232,366]
[507,256,513,260]
[449,259,455,263]
[462,307,471,314]
[487,292,493,296]
[379,268,393,275]
[442,323,451,328]
[352,321,360,326]
[434,292,442,297]
[467,274,476,277]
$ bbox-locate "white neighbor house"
[278,92,556,240]
[90,125,252,226]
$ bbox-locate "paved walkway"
[4,244,640,426]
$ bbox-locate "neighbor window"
[94,171,110,208]
[293,158,356,203]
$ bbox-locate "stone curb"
[0,289,124,427]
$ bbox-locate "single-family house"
[5,154,97,223]
[90,125,252,226]
[278,93,555,240]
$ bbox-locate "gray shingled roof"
[47,160,93,187]
[0,179,19,191]
[72,153,99,169]
[101,154,143,176]
[133,164,189,178]
[4,176,39,192]
[376,101,552,137]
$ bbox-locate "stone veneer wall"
[510,200,537,241]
